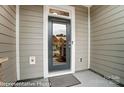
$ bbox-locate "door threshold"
[47,69,74,78]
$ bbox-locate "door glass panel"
[52,22,67,65]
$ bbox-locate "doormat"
[48,74,81,87]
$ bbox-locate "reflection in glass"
[52,22,67,65]
[49,8,69,17]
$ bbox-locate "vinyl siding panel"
[74,6,88,71]
[90,5,124,85]
[0,5,16,83]
[19,5,43,80]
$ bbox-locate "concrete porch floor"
[15,70,119,87]
[72,70,118,87]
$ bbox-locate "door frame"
[43,5,75,78]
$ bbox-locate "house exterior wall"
[0,5,16,82]
[19,5,88,80]
[19,5,43,79]
[74,6,88,71]
[90,5,124,84]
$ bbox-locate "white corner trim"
[43,5,75,78]
[88,7,91,69]
[16,5,20,80]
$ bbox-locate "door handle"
[71,41,74,45]
[69,41,73,45]
[68,41,73,48]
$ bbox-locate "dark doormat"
[48,74,81,87]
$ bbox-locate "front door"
[48,16,71,72]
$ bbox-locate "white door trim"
[88,7,91,69]
[43,5,75,78]
[16,5,20,80]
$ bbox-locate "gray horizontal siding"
[91,5,124,85]
[19,5,43,80]
[0,5,16,83]
[74,6,88,71]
